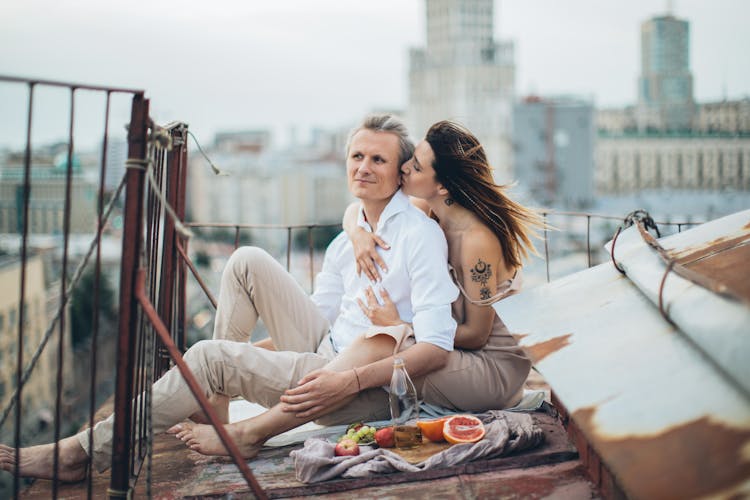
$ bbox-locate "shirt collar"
[356,189,410,233]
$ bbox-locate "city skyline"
[1,0,749,150]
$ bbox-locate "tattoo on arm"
[470,259,493,300]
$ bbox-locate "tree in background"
[70,267,117,349]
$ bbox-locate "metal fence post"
[156,125,187,373]
[109,93,149,499]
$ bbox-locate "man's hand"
[280,369,359,418]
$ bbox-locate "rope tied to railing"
[125,158,148,171]
[130,123,195,240]
[624,209,661,238]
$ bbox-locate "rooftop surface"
[24,376,604,499]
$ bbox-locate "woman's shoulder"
[461,222,502,255]
[455,223,506,271]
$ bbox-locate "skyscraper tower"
[408,0,515,181]
[636,10,695,131]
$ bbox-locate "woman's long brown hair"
[425,120,545,269]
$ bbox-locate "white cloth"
[290,411,545,483]
[313,190,459,353]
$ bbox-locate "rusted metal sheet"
[495,209,750,500]
[606,209,750,398]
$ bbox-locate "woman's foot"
[174,421,263,459]
[0,436,88,482]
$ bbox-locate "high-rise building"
[595,9,750,198]
[636,13,695,131]
[408,0,515,181]
[514,96,595,208]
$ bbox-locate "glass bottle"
[389,358,422,448]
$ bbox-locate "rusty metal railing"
[537,210,700,284]
[184,222,342,298]
[0,75,267,499]
[182,212,699,307]
[0,75,143,499]
[113,111,266,498]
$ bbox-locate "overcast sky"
[1,0,749,150]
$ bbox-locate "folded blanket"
[290,410,544,483]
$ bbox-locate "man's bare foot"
[174,422,262,459]
[0,436,88,482]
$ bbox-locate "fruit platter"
[333,415,486,463]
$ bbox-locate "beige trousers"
[78,246,389,472]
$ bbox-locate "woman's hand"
[351,227,390,282]
[357,286,404,327]
[280,369,358,418]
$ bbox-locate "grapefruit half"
[443,415,485,444]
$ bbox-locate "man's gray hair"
[346,114,415,166]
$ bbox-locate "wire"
[187,130,227,176]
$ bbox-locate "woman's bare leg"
[175,334,396,457]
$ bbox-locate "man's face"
[346,129,402,203]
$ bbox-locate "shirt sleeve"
[406,220,459,351]
[311,233,345,326]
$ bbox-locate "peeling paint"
[573,407,750,500]
[522,333,572,363]
[669,230,750,263]
[681,242,750,304]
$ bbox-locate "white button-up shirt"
[312,190,459,353]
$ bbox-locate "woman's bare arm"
[453,232,514,349]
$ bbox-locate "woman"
[343,120,544,411]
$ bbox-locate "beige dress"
[417,267,531,411]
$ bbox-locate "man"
[0,114,458,480]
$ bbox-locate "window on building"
[481,46,495,63]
